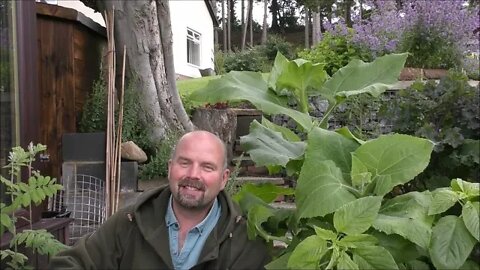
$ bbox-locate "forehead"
[173,133,224,163]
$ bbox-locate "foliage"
[138,131,180,180]
[190,53,480,269]
[379,71,480,190]
[214,45,226,75]
[223,48,269,73]
[0,143,67,269]
[298,31,371,76]
[348,0,479,69]
[257,35,295,62]
[78,75,153,153]
[79,75,107,133]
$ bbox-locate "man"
[50,130,271,269]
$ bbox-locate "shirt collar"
[165,195,220,235]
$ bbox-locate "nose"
[185,164,201,179]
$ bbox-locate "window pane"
[186,28,200,66]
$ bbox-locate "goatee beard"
[175,178,207,209]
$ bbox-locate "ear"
[220,168,230,190]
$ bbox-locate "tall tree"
[305,6,310,48]
[81,0,193,142]
[241,0,253,49]
[261,0,268,44]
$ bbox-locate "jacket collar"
[133,185,243,267]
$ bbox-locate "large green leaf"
[296,160,356,219]
[451,178,479,200]
[429,215,477,270]
[333,196,382,235]
[428,188,460,215]
[275,57,329,113]
[189,71,314,130]
[265,252,291,270]
[370,231,420,263]
[261,117,301,142]
[352,245,399,270]
[240,120,306,167]
[287,235,327,269]
[337,251,359,270]
[246,204,276,240]
[319,53,408,103]
[234,183,294,204]
[307,127,360,182]
[462,201,479,241]
[373,192,434,249]
[351,134,434,196]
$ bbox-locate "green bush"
[79,75,107,133]
[379,71,480,189]
[399,24,461,69]
[139,131,180,180]
[223,48,269,73]
[257,34,295,61]
[79,75,153,153]
[298,31,371,76]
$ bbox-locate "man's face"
[168,132,229,211]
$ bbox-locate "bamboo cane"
[104,10,112,217]
[114,46,127,213]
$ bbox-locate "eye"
[203,165,215,172]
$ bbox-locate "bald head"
[171,131,228,170]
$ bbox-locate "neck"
[172,201,214,230]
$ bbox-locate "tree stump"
[192,108,237,164]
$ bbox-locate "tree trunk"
[240,0,248,50]
[248,0,253,46]
[227,0,232,51]
[241,0,253,50]
[261,0,268,44]
[304,7,310,48]
[312,11,321,46]
[222,0,227,51]
[93,0,193,143]
[270,0,279,32]
[155,0,194,133]
[344,0,353,27]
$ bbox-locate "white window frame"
[187,28,201,66]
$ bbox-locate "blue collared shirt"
[166,195,221,270]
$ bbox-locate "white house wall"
[169,1,214,78]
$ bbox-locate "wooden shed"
[36,2,106,179]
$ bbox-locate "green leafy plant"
[298,31,371,76]
[379,71,480,190]
[139,131,180,181]
[223,48,269,73]
[79,75,153,154]
[0,143,66,269]
[190,53,480,269]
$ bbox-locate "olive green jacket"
[49,186,271,269]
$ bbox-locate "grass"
[176,75,220,96]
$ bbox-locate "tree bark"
[304,7,310,48]
[312,10,321,46]
[92,0,193,143]
[261,0,268,44]
[241,0,252,50]
[222,0,227,51]
[248,0,253,46]
[227,0,232,51]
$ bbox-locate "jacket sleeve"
[49,209,132,269]
[228,221,272,270]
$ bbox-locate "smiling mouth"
[178,179,205,191]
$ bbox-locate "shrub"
[139,131,180,180]
[257,34,295,61]
[223,48,269,73]
[79,75,153,154]
[379,71,480,189]
[298,31,371,76]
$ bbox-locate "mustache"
[178,178,205,191]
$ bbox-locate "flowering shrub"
[350,0,479,69]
